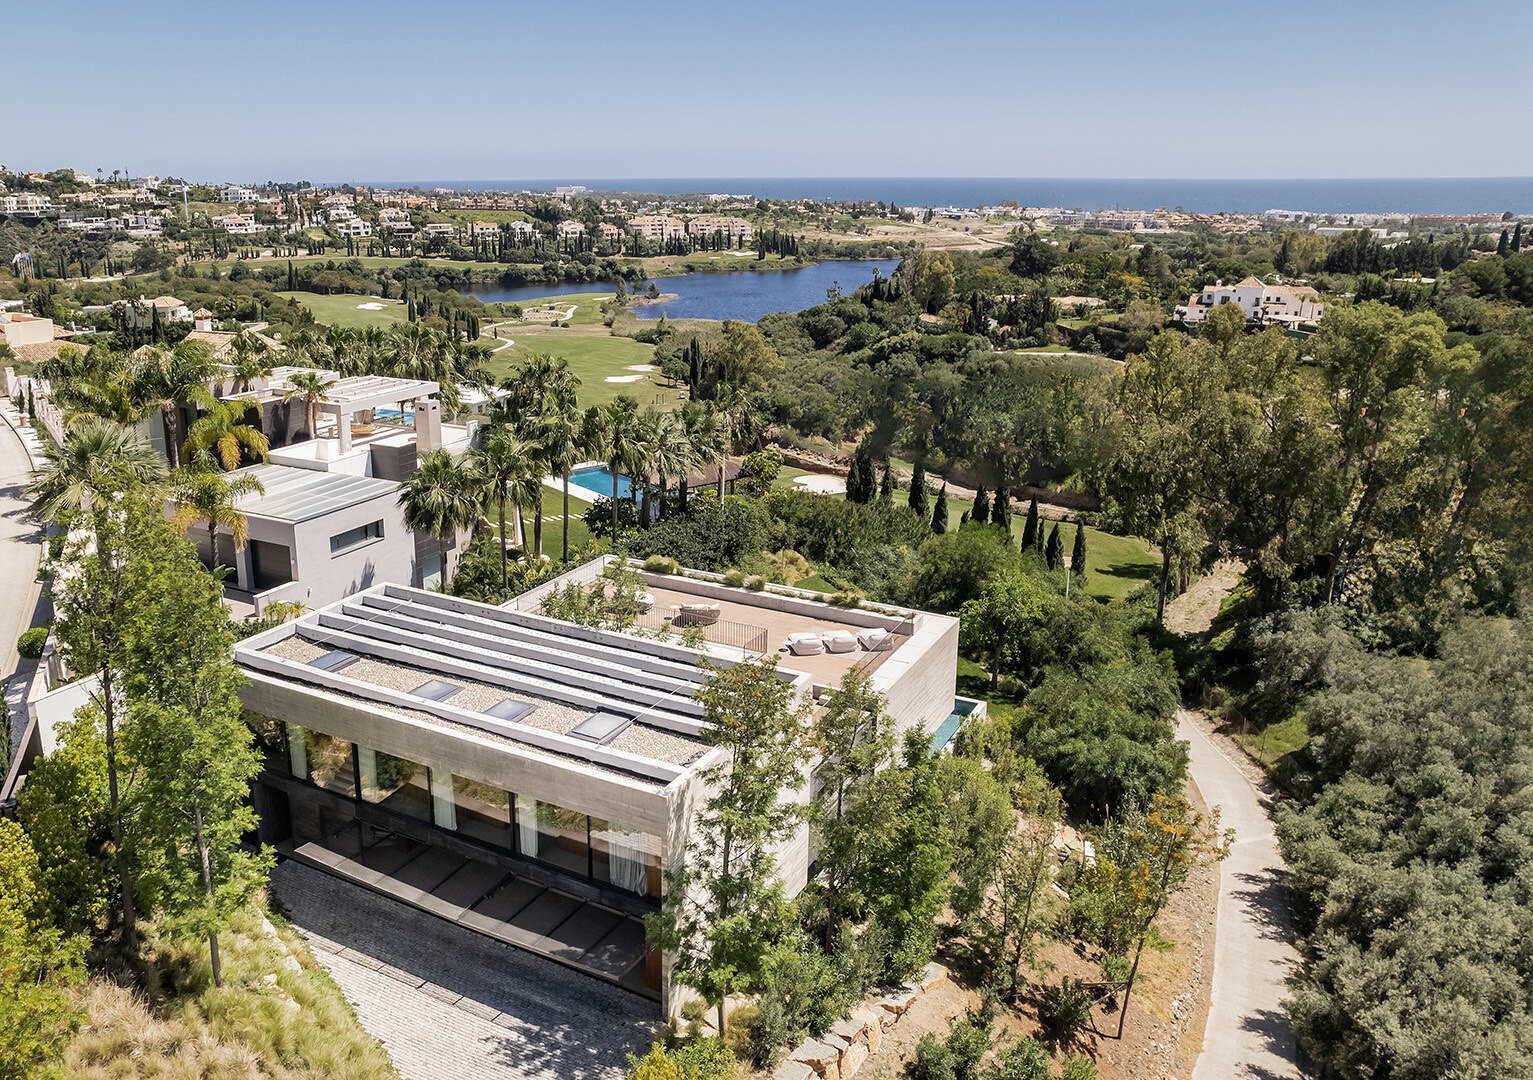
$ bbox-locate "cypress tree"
[1497,230,1510,257]
[1514,222,1524,253]
[932,483,949,534]
[960,510,970,526]
[847,440,873,503]
[908,460,929,519]
[993,479,1011,533]
[972,484,990,524]
[1021,495,1039,550]
[1070,522,1087,582]
[1045,523,1063,570]
[25,383,35,419]
[879,459,894,500]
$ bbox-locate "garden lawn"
[1003,518,1157,602]
[275,290,409,329]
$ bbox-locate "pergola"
[317,376,440,452]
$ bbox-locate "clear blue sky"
[9,0,1530,183]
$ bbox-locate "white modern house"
[557,219,586,238]
[334,218,372,238]
[222,185,259,203]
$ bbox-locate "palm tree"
[537,385,589,563]
[598,396,646,536]
[283,370,337,441]
[648,409,695,522]
[229,332,273,393]
[397,448,481,590]
[181,398,270,471]
[471,423,540,584]
[132,340,217,469]
[677,401,723,513]
[711,384,759,498]
[27,418,167,527]
[169,468,266,572]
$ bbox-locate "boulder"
[851,1007,882,1052]
[793,1039,841,1079]
[772,1060,815,1080]
[839,1039,869,1079]
[920,963,949,991]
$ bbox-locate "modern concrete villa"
[232,556,972,1010]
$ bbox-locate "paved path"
[0,402,47,764]
[1179,709,1304,1080]
[271,860,660,1080]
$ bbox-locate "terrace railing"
[634,611,769,657]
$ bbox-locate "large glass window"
[289,724,355,797]
[532,800,590,875]
[330,520,383,556]
[358,746,431,821]
[591,819,663,898]
[446,774,513,849]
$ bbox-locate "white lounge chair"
[822,630,858,654]
[858,627,895,651]
[785,631,825,656]
[636,591,655,614]
[675,603,721,626]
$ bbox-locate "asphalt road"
[1179,709,1305,1080]
[0,405,45,764]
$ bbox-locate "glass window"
[290,724,355,797]
[533,800,590,875]
[330,520,384,556]
[446,774,513,849]
[591,819,663,898]
[421,553,444,590]
[358,746,431,821]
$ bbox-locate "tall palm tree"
[169,468,266,572]
[283,370,337,441]
[537,385,589,563]
[598,396,645,537]
[131,340,217,469]
[471,423,539,583]
[398,448,481,590]
[27,418,167,527]
[678,401,724,513]
[648,409,695,522]
[229,332,273,393]
[711,384,760,498]
[181,398,270,471]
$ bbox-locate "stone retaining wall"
[770,963,949,1080]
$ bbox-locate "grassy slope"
[59,909,395,1079]
[275,290,409,329]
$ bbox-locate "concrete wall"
[289,490,413,608]
[241,672,677,841]
[874,611,960,738]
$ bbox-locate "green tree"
[15,716,110,936]
[958,570,1047,688]
[1045,523,1063,571]
[880,459,894,500]
[537,384,591,563]
[131,340,217,469]
[908,460,929,519]
[647,658,809,1039]
[472,422,540,577]
[971,484,990,525]
[27,418,166,528]
[1020,496,1039,551]
[1069,524,1087,585]
[169,467,266,570]
[932,482,949,534]
[281,369,338,441]
[122,512,270,987]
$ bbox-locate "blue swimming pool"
[570,465,633,501]
[373,407,411,423]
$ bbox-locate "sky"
[8,0,1532,183]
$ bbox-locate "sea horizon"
[338,176,1533,216]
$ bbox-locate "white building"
[2,194,51,213]
[421,223,455,238]
[686,215,753,241]
[119,294,192,328]
[334,218,372,238]
[557,219,586,239]
[626,214,686,241]
[1176,276,1325,329]
[506,219,534,239]
[222,185,259,203]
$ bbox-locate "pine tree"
[1021,496,1039,550]
[972,484,990,524]
[932,483,949,534]
[1045,523,1063,570]
[1070,522,1087,583]
[879,459,894,500]
[908,460,929,519]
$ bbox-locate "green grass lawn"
[489,484,594,555]
[1233,714,1309,774]
[275,290,409,329]
[1005,519,1156,602]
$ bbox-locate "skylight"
[568,711,633,745]
[484,699,534,723]
[308,650,358,672]
[409,679,461,702]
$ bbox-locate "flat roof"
[232,463,401,523]
[235,585,736,784]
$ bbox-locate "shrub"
[1058,1055,1098,1080]
[644,555,680,575]
[746,575,768,592]
[1037,978,1094,1042]
[17,627,47,660]
[723,569,747,588]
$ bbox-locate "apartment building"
[686,215,753,241]
[626,214,686,241]
[1,194,51,213]
[334,218,372,238]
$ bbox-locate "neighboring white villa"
[557,219,586,238]
[334,218,372,238]
[1,194,52,213]
[118,294,192,327]
[222,185,259,203]
[1176,276,1325,329]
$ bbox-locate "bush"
[644,555,680,575]
[1037,978,1094,1042]
[746,575,768,592]
[17,627,47,660]
[722,569,747,588]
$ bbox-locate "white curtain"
[516,795,538,857]
[602,824,650,895]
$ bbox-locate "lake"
[468,259,901,323]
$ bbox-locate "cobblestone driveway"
[272,860,661,1080]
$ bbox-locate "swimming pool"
[373,407,411,423]
[570,464,633,501]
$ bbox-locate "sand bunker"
[604,374,646,383]
[356,302,386,310]
[625,364,657,372]
[794,474,847,495]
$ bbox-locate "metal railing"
[633,610,769,657]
